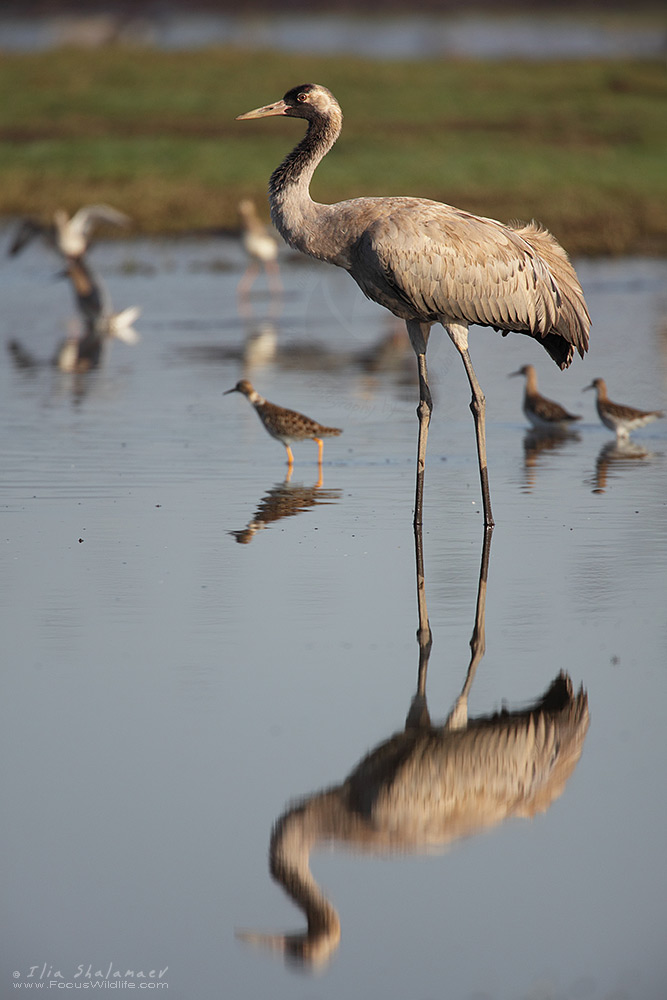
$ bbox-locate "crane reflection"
[237,525,589,967]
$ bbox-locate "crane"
[237,84,590,527]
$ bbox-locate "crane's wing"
[352,200,589,366]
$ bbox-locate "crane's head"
[236,84,340,123]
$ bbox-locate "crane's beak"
[236,99,290,121]
[508,369,522,378]
[582,382,595,392]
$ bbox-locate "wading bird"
[225,379,342,467]
[9,204,130,260]
[237,84,591,526]
[584,377,664,440]
[237,198,282,307]
[510,363,581,430]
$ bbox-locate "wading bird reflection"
[237,526,589,967]
[7,255,140,373]
[237,84,591,527]
[229,475,342,543]
[589,438,655,494]
[518,429,581,494]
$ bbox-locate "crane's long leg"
[414,353,432,528]
[406,321,433,528]
[447,324,494,528]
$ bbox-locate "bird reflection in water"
[229,475,342,544]
[519,426,581,493]
[589,438,657,494]
[173,323,279,374]
[237,526,589,966]
[7,254,140,375]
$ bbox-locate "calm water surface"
[1,11,665,59]
[1,235,666,999]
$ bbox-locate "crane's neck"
[269,789,342,942]
[268,110,343,263]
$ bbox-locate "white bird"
[237,198,282,306]
[9,203,130,260]
[237,84,591,527]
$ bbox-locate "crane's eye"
[297,92,308,102]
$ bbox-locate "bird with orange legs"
[225,379,342,471]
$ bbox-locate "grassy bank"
[1,48,666,255]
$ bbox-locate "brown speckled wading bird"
[224,379,342,466]
[584,377,664,440]
[510,363,581,430]
[237,84,591,527]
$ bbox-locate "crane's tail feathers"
[513,221,591,366]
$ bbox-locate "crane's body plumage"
[238,84,591,525]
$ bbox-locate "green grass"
[1,48,666,254]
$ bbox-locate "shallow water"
[1,11,665,59]
[1,235,666,999]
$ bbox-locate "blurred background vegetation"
[1,2,666,255]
